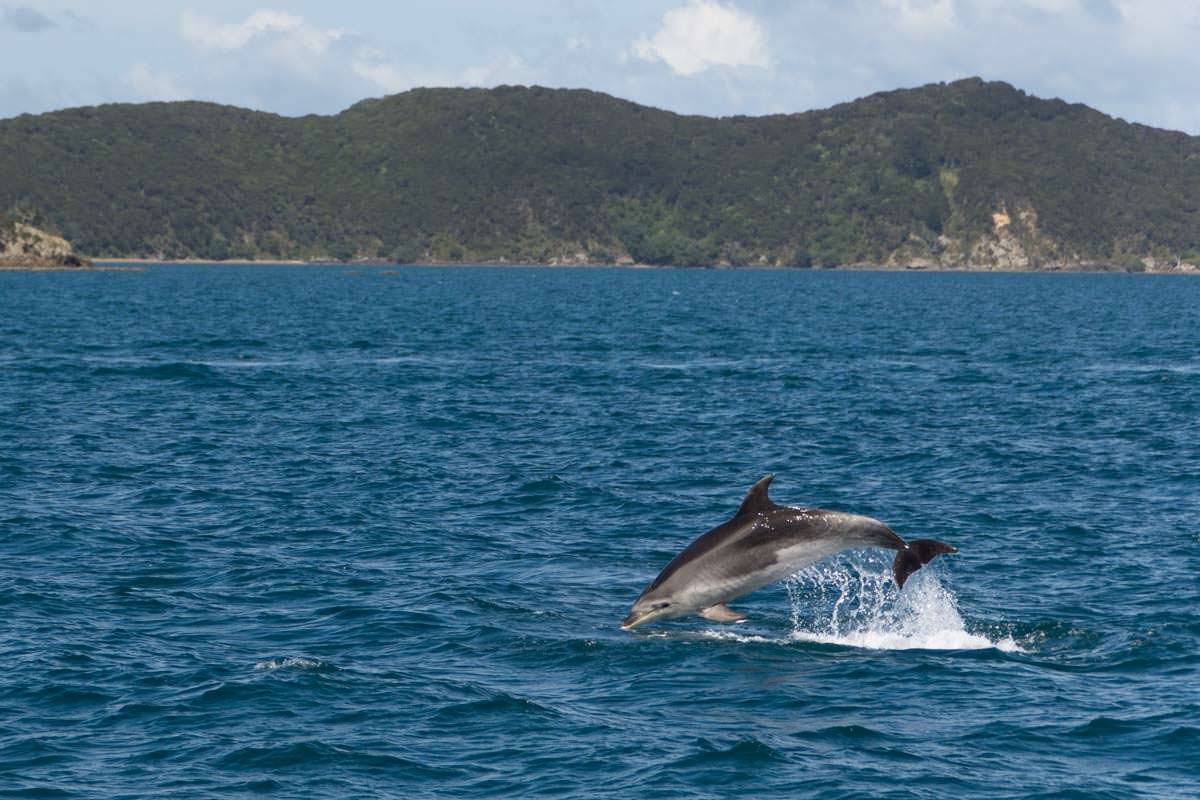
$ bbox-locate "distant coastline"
[88,258,1199,274]
[94,257,306,266]
[0,264,143,272]
[5,79,1200,274]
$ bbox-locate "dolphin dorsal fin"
[736,474,778,517]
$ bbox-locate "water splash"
[254,656,332,671]
[782,553,1021,652]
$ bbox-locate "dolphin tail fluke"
[892,539,957,589]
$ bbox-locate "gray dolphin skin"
[621,475,957,630]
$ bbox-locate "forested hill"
[2,78,1199,270]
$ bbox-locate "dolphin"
[621,475,956,630]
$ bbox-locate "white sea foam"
[192,359,299,369]
[370,355,435,364]
[77,354,441,370]
[254,656,326,670]
[639,357,751,371]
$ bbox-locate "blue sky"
[2,1,1199,133]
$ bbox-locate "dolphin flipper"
[699,604,747,623]
[892,539,958,589]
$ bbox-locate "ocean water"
[1,265,1197,799]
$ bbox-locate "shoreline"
[94,257,307,265]
[0,264,145,272]
[88,258,1200,275]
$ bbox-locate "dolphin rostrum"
[621,475,956,630]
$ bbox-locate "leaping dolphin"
[621,475,956,630]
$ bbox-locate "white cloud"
[175,8,537,106]
[351,52,533,95]
[633,1,769,76]
[180,9,342,54]
[125,63,189,102]
[881,0,958,35]
[461,53,532,86]
[1020,0,1084,12]
[350,61,412,94]
[1112,0,1200,55]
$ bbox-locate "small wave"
[517,476,569,496]
[371,355,438,365]
[1160,725,1200,744]
[1068,716,1143,738]
[189,358,299,369]
[1086,361,1200,375]
[92,361,224,382]
[429,690,564,723]
[254,656,332,671]
[639,358,750,371]
[670,737,784,768]
[790,724,887,742]
[215,741,438,773]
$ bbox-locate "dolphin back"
[892,539,957,588]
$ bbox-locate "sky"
[2,0,1199,133]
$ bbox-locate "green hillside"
[2,78,1199,268]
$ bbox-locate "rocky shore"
[0,222,95,269]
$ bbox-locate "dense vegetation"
[2,78,1199,266]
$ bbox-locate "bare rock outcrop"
[0,221,91,268]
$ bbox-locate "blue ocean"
[2,265,1197,799]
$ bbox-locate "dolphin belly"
[655,538,844,619]
[700,541,840,605]
[758,537,852,585]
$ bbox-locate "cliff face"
[0,221,90,268]
[883,202,1198,273]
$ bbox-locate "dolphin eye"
[655,602,671,609]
